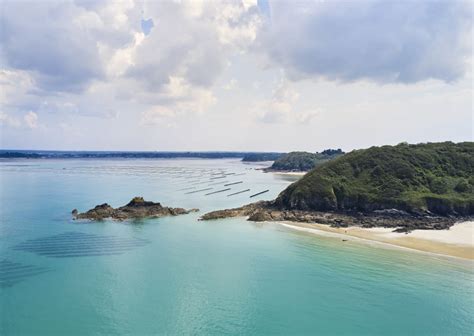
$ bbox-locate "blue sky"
[0,0,472,151]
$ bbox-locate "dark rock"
[73,197,199,221]
[200,200,471,232]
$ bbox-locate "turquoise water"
[0,159,473,335]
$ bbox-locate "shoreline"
[277,221,474,260]
[271,171,307,176]
[261,169,307,176]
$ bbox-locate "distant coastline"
[0,150,284,160]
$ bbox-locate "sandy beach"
[279,221,474,260]
[272,171,307,176]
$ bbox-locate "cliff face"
[275,142,474,216]
[73,197,198,221]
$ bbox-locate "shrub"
[454,179,470,193]
[430,177,449,194]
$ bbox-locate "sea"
[0,158,472,335]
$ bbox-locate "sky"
[0,0,472,152]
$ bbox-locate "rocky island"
[73,197,199,221]
[202,142,474,232]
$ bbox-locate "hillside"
[275,142,474,216]
[269,149,343,171]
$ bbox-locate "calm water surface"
[0,159,473,335]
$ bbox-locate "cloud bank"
[259,0,472,83]
[0,0,472,150]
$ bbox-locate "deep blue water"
[0,159,473,335]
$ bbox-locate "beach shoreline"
[271,171,307,176]
[277,221,474,260]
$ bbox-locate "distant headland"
[0,150,285,160]
[264,149,344,172]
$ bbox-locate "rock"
[73,197,199,221]
[199,201,270,220]
[248,211,273,221]
[200,200,469,232]
[373,208,410,217]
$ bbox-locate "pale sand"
[278,221,474,260]
[272,171,307,176]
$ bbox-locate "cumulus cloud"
[127,1,260,90]
[139,76,217,126]
[0,70,37,111]
[0,111,40,129]
[0,0,260,124]
[0,1,140,92]
[1,0,471,150]
[259,0,472,83]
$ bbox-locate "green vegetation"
[270,149,343,171]
[276,142,474,216]
[241,153,284,162]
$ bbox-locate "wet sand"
[279,221,474,260]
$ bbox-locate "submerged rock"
[73,197,199,221]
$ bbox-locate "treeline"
[241,153,284,162]
[0,150,283,160]
[269,149,344,171]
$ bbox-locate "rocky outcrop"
[199,201,269,220]
[200,201,469,232]
[73,197,199,221]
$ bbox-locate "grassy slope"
[275,142,474,216]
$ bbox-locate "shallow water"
[1,159,473,335]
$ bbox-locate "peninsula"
[265,149,344,172]
[202,142,474,232]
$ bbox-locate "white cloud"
[254,79,299,123]
[257,78,317,124]
[0,110,41,129]
[0,1,471,151]
[23,111,39,129]
[0,1,137,92]
[258,0,472,83]
[0,112,21,128]
[140,106,176,126]
[223,79,238,90]
[0,0,261,127]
